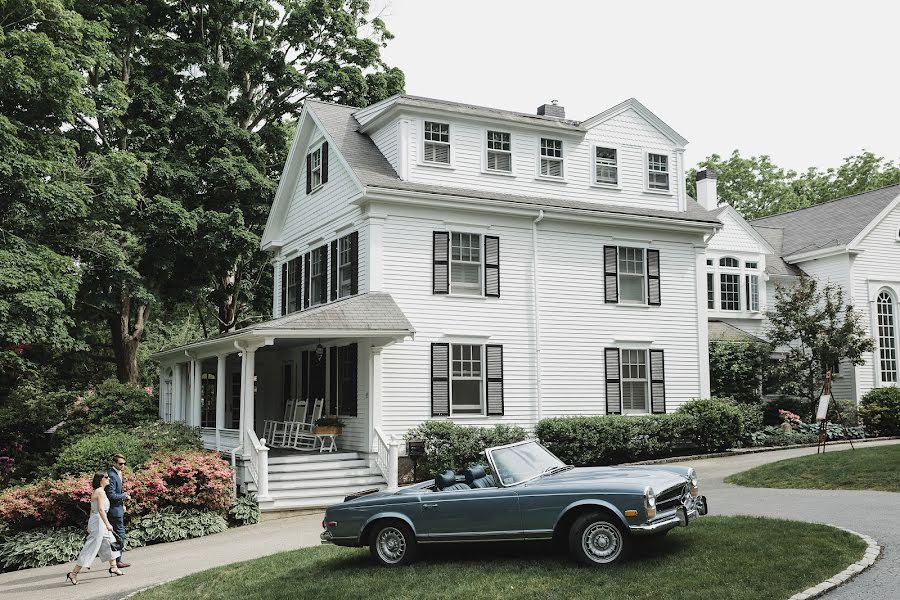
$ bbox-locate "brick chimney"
[537,100,565,119]
[696,169,719,211]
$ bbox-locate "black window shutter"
[604,246,618,303]
[433,232,449,294]
[280,263,287,317]
[431,343,450,416]
[486,344,504,415]
[647,249,661,306]
[306,152,312,194]
[328,346,338,415]
[484,236,500,297]
[349,231,359,295]
[605,348,622,414]
[318,246,327,304]
[650,349,666,414]
[744,275,750,311]
[321,141,329,184]
[344,343,358,417]
[303,252,311,309]
[330,240,338,301]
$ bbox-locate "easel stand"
[816,370,855,454]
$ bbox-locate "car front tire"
[369,520,418,567]
[568,511,629,566]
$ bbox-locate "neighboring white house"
[152,95,722,510]
[699,173,900,404]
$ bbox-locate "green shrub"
[0,526,84,570]
[708,340,773,404]
[131,421,203,455]
[54,430,150,476]
[858,387,900,436]
[228,494,260,526]
[404,421,527,475]
[750,426,819,447]
[676,398,743,453]
[732,402,764,447]
[827,399,859,427]
[128,507,228,548]
[63,379,159,436]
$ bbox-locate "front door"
[416,487,522,542]
[301,350,327,404]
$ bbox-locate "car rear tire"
[568,511,629,566]
[369,520,418,567]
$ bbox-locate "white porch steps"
[247,451,387,512]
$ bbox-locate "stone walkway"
[0,439,896,600]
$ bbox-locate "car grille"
[656,484,687,513]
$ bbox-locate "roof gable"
[580,98,688,148]
[708,205,776,255]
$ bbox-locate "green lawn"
[134,517,865,600]
[726,444,900,492]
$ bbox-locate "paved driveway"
[0,440,896,600]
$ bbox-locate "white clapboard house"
[699,172,900,403]
[152,95,722,511]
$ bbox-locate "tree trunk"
[108,294,150,384]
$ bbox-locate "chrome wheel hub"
[582,522,622,563]
[376,527,406,563]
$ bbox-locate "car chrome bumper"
[320,530,334,544]
[629,495,708,535]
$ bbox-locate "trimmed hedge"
[858,387,900,436]
[404,421,527,475]
[676,398,743,453]
[53,429,151,477]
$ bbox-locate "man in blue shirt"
[106,453,131,568]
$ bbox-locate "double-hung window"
[451,344,483,414]
[707,273,715,309]
[746,273,760,312]
[647,153,670,191]
[540,138,563,178]
[424,121,450,164]
[718,256,740,311]
[309,246,325,306]
[338,236,353,298]
[486,131,512,172]
[308,146,323,190]
[621,349,649,414]
[450,232,482,295]
[595,147,618,185]
[618,247,646,304]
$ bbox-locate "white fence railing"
[201,427,240,452]
[374,426,400,490]
[245,428,270,500]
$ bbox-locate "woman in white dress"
[66,472,124,585]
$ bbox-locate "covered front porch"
[151,293,413,505]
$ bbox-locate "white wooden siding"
[375,204,707,440]
[707,209,768,254]
[370,119,400,175]
[403,108,683,212]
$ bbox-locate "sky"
[377,0,900,173]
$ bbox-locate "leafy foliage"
[128,507,228,548]
[0,526,85,571]
[858,387,900,436]
[53,429,150,476]
[228,494,260,527]
[404,422,527,475]
[131,421,204,455]
[676,398,744,453]
[708,341,774,404]
[62,379,159,435]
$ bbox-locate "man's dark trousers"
[106,467,127,562]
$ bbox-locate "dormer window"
[647,153,670,191]
[309,147,322,189]
[424,121,450,164]
[594,147,618,185]
[540,138,563,178]
[486,130,512,172]
[305,141,328,194]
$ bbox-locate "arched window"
[877,291,898,383]
[719,257,739,268]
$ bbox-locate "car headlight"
[644,486,657,519]
[688,468,699,497]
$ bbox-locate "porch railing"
[374,426,400,490]
[245,428,270,500]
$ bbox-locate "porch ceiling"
[152,292,414,362]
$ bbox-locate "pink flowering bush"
[144,451,235,512]
[778,409,803,426]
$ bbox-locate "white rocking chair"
[263,398,297,446]
[265,399,309,448]
[286,397,324,450]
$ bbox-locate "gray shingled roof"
[752,225,805,277]
[259,291,413,333]
[309,100,721,226]
[750,184,900,256]
[709,320,767,343]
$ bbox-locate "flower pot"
[314,425,343,435]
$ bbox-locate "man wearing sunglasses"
[106,453,131,569]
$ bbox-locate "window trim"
[308,246,326,307]
[449,230,484,297]
[707,254,763,314]
[337,235,353,299]
[420,119,453,168]
[450,343,485,416]
[620,348,650,415]
[483,128,514,176]
[308,142,324,193]
[536,137,565,181]
[876,288,899,385]
[645,150,672,194]
[617,246,647,306]
[591,144,621,188]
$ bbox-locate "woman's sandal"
[66,572,78,585]
[108,567,125,576]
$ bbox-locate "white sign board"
[816,394,831,422]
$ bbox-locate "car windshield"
[487,441,565,486]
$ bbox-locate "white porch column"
[192,358,203,427]
[695,246,711,398]
[368,215,385,291]
[172,363,184,422]
[158,364,166,420]
[243,349,256,439]
[216,353,227,450]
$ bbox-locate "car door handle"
[422,503,439,509]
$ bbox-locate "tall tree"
[767,277,873,415]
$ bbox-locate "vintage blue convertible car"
[320,440,707,566]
